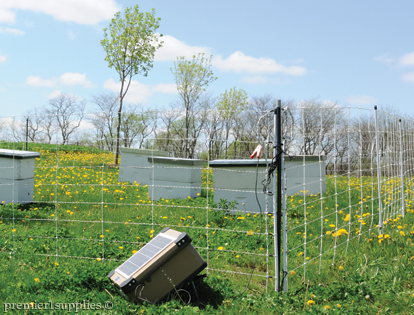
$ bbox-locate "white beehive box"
[0,149,40,204]
[209,159,271,214]
[148,157,204,200]
[284,155,327,196]
[118,148,169,185]
[209,156,327,213]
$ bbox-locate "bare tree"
[41,107,58,144]
[294,99,345,156]
[9,116,24,142]
[120,104,157,148]
[47,93,85,145]
[155,105,182,153]
[24,109,44,142]
[90,92,119,151]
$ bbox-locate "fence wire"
[0,109,277,295]
[1,105,414,295]
[283,106,414,291]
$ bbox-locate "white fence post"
[399,119,405,218]
[374,106,383,234]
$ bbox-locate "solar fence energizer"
[108,227,207,304]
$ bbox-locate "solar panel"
[116,234,175,278]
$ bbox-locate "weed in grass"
[1,145,414,313]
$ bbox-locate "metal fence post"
[273,103,278,291]
[276,101,282,292]
[281,123,288,293]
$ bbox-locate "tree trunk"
[114,94,124,165]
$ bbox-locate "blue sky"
[1,0,414,118]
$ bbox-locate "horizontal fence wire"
[282,106,414,292]
[0,109,276,295]
[1,106,414,295]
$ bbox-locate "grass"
[0,143,414,314]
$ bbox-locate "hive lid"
[148,157,204,166]
[0,149,40,159]
[120,148,169,157]
[209,156,327,166]
[209,159,270,167]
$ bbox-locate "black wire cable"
[240,156,263,295]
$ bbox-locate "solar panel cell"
[116,235,174,278]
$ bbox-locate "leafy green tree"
[101,5,162,164]
[171,53,217,158]
[217,87,249,158]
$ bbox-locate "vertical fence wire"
[2,106,414,296]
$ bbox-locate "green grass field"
[1,143,414,314]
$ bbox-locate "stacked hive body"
[148,157,204,200]
[284,155,327,196]
[209,159,271,214]
[118,148,169,185]
[0,149,40,204]
[209,156,327,213]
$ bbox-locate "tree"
[101,5,162,164]
[294,99,344,156]
[217,87,249,158]
[89,92,119,151]
[47,93,85,145]
[154,104,181,153]
[120,104,157,148]
[41,107,58,144]
[171,53,217,158]
[24,109,44,142]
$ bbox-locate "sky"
[1,0,414,118]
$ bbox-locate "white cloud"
[154,35,211,61]
[59,72,94,87]
[48,90,62,99]
[0,7,15,22]
[242,75,287,85]
[0,0,119,25]
[0,27,25,35]
[152,83,177,94]
[346,95,378,105]
[398,51,414,67]
[26,72,94,88]
[26,76,55,87]
[374,54,394,65]
[402,71,414,83]
[212,51,307,76]
[104,78,177,103]
[0,53,7,62]
[104,79,152,103]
